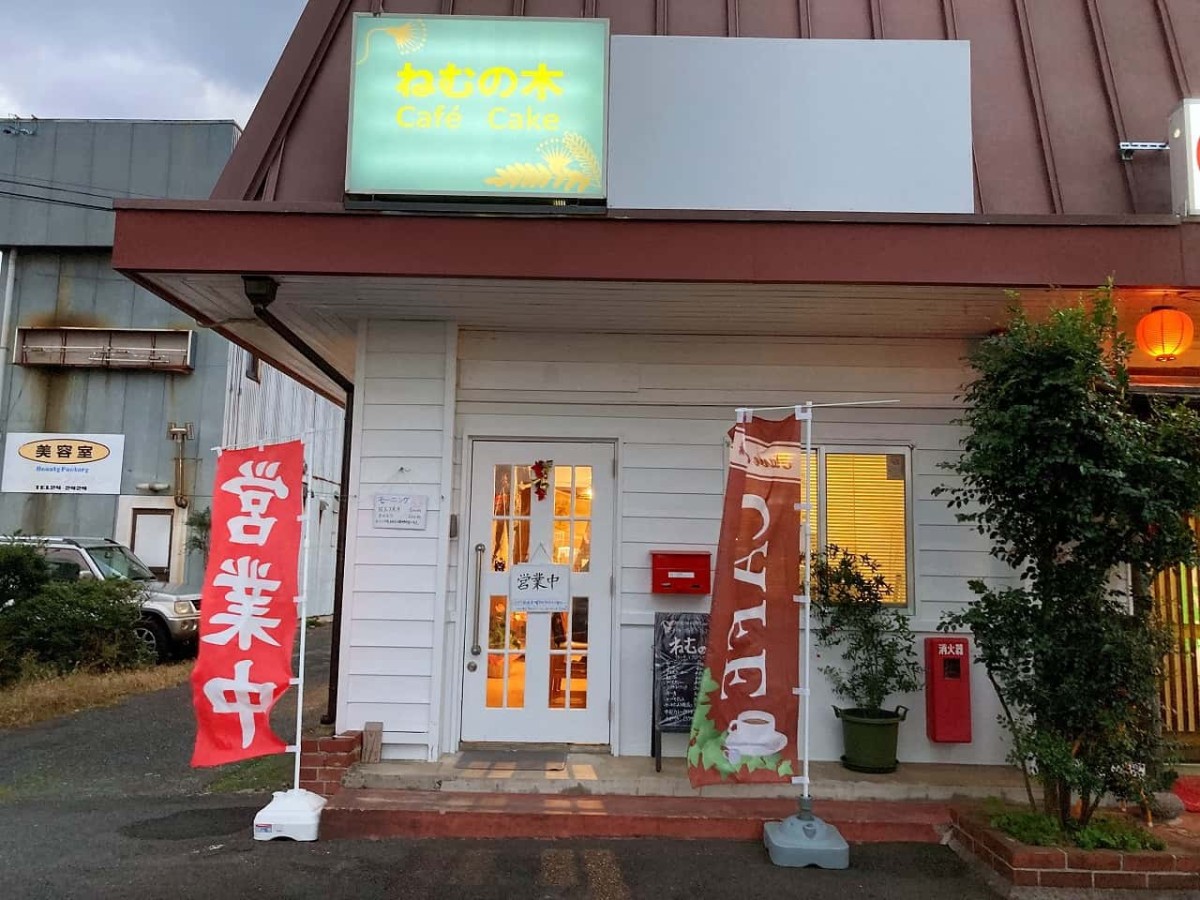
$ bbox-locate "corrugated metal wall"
[0,122,239,585]
[0,249,230,543]
[0,120,237,246]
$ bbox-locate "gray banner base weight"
[763,809,850,869]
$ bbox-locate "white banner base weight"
[253,788,327,842]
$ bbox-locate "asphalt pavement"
[0,621,332,802]
[0,623,998,899]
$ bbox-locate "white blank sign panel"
[607,37,974,214]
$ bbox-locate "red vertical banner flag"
[191,441,305,767]
[688,416,803,786]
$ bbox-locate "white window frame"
[816,445,916,610]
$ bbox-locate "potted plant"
[812,546,922,773]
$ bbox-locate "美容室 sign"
[346,13,608,200]
[1,433,125,495]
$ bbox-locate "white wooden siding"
[336,320,455,761]
[449,331,1011,764]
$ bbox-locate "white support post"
[291,430,315,791]
[254,423,327,842]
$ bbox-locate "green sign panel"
[347,14,608,200]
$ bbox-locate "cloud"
[0,46,260,126]
[0,0,305,126]
[0,84,20,120]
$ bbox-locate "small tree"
[185,507,211,558]
[812,546,922,713]
[938,281,1200,830]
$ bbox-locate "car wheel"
[134,617,170,663]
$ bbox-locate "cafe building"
[114,0,1200,769]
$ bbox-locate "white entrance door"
[461,441,614,745]
[131,509,174,580]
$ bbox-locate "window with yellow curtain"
[822,452,910,605]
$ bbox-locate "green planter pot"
[834,705,909,774]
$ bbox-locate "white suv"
[29,537,201,661]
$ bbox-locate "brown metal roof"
[213,0,1200,216]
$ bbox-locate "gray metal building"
[0,119,237,585]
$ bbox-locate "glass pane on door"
[549,596,589,710]
[490,465,531,572]
[552,465,592,572]
[486,595,527,709]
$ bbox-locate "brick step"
[321,789,950,842]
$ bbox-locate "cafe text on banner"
[688,417,803,786]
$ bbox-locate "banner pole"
[802,402,813,803]
[764,403,849,868]
[291,429,315,792]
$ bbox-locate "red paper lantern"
[1136,307,1194,362]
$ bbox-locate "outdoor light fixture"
[1136,307,1194,362]
[1118,140,1169,162]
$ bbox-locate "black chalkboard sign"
[651,612,710,772]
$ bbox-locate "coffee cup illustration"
[724,709,788,761]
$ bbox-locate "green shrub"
[0,578,150,685]
[0,543,50,608]
[989,808,1165,852]
[990,810,1063,847]
[1072,816,1165,852]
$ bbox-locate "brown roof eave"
[114,198,1186,228]
[111,202,1200,289]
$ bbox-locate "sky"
[0,0,309,128]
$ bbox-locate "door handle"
[470,542,485,657]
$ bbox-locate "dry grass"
[0,662,193,730]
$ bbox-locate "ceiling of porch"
[140,271,1200,404]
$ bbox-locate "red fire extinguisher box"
[650,551,712,594]
[925,636,972,743]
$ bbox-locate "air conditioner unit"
[16,327,194,373]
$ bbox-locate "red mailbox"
[925,636,972,743]
[650,551,712,595]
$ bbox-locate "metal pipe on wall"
[242,275,353,730]
[0,248,18,423]
[323,388,353,725]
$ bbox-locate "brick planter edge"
[948,807,1200,894]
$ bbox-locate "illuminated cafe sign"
[1171,99,1200,217]
[346,14,609,202]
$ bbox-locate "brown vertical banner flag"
[688,416,803,786]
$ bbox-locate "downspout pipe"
[243,276,353,729]
[0,248,19,424]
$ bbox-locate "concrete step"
[321,789,951,842]
[344,756,1032,804]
